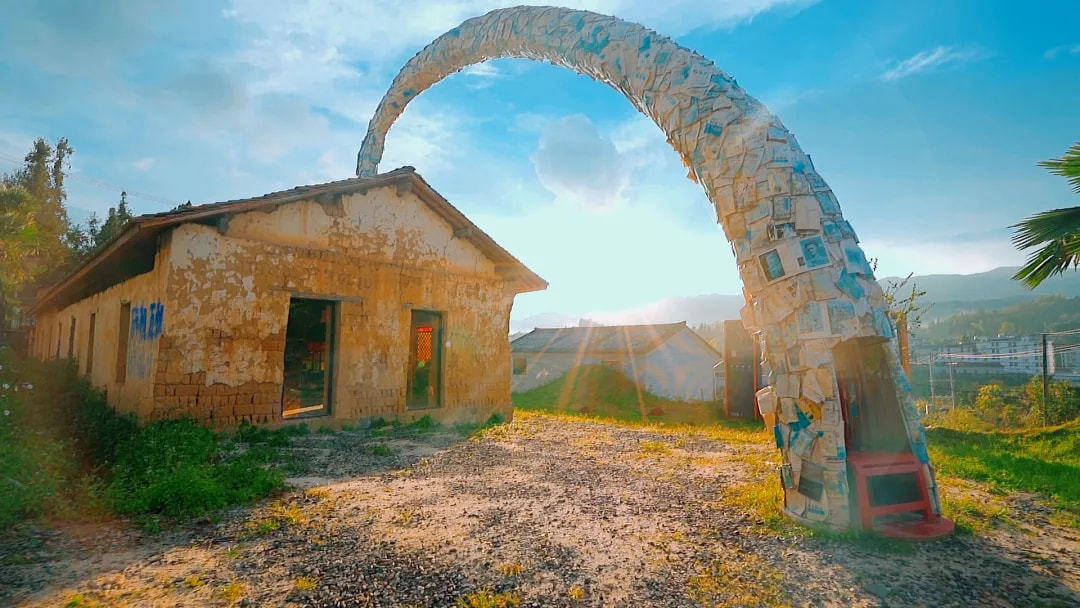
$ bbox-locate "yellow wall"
[31,242,172,419]
[36,182,522,427]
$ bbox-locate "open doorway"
[282,297,336,419]
[407,310,443,409]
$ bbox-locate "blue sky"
[2,1,1078,323]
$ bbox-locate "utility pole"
[928,356,936,412]
[947,359,956,408]
[1042,333,1049,425]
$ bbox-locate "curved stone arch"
[358,6,940,529]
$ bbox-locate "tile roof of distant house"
[510,322,718,355]
[33,167,546,312]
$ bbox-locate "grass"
[107,418,285,520]
[686,550,789,608]
[183,574,206,588]
[639,440,673,455]
[514,408,768,447]
[218,582,245,604]
[497,562,524,577]
[295,576,319,591]
[513,364,728,426]
[0,352,295,528]
[926,419,1080,526]
[936,478,1015,534]
[456,589,521,608]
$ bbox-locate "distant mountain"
[510,293,744,333]
[511,267,1080,333]
[880,266,1080,322]
[881,266,1080,305]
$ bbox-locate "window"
[116,302,131,383]
[68,317,76,360]
[86,313,96,376]
[407,310,443,409]
[512,356,527,375]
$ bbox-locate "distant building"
[510,322,721,402]
[921,334,1078,378]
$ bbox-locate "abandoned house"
[28,167,546,426]
[510,322,721,401]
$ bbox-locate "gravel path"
[2,411,1078,607]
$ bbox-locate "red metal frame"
[848,451,932,531]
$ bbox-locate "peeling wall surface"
[354,6,940,529]
[31,245,172,418]
[33,183,524,427]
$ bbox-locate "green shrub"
[108,419,284,519]
[0,352,79,526]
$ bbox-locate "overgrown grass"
[107,418,285,519]
[0,354,112,527]
[0,351,288,529]
[926,420,1080,526]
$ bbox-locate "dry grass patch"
[568,584,586,601]
[456,588,521,608]
[639,440,673,456]
[218,581,245,604]
[497,562,524,577]
[688,550,789,608]
[183,574,206,588]
[937,477,1016,534]
[515,409,769,447]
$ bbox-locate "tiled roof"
[33,167,546,312]
[510,322,690,355]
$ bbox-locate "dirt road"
[2,411,1078,607]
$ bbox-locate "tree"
[1012,141,1080,288]
[88,191,134,251]
[0,138,81,325]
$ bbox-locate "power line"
[0,151,179,207]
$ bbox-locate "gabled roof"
[33,167,547,312]
[510,322,719,356]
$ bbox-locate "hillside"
[512,267,1080,333]
[916,295,1080,343]
[880,266,1080,303]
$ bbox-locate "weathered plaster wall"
[153,184,518,426]
[31,243,172,419]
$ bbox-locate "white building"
[510,322,722,402]
[932,335,1078,377]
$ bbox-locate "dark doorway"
[723,320,761,418]
[407,310,443,409]
[282,298,336,419]
[834,337,909,453]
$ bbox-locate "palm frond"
[1038,141,1080,194]
[1011,206,1080,288]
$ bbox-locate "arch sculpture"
[358,6,942,531]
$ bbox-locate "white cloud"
[132,157,156,171]
[532,114,629,209]
[879,45,990,81]
[1044,43,1080,60]
[861,234,1025,278]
